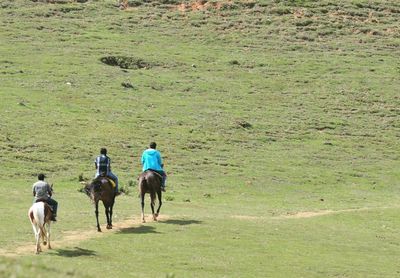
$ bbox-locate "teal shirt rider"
[141,148,163,172]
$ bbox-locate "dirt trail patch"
[233,206,400,221]
[0,215,168,257]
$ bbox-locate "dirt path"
[0,215,169,257]
[273,207,387,219]
[232,206,400,221]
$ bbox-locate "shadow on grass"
[54,247,96,257]
[117,225,160,234]
[160,219,202,225]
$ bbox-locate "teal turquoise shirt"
[141,149,163,172]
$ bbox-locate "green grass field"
[0,0,399,277]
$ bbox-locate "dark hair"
[100,148,107,155]
[38,173,45,181]
[149,142,157,149]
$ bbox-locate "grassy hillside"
[0,0,399,277]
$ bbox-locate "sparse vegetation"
[0,0,399,277]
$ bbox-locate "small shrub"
[235,119,252,129]
[121,82,134,89]
[127,0,143,7]
[295,19,313,26]
[158,0,180,4]
[119,185,132,195]
[241,1,256,9]
[165,195,175,201]
[128,179,137,187]
[100,56,154,70]
[229,60,240,65]
[270,7,291,15]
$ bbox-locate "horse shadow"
[117,225,160,234]
[53,247,96,257]
[159,219,202,226]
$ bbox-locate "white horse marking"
[28,202,52,254]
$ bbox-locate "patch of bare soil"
[231,215,262,220]
[273,207,376,219]
[233,207,400,221]
[0,215,168,257]
[174,0,234,12]
[276,210,335,219]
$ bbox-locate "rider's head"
[38,173,45,181]
[100,148,107,155]
[149,142,157,149]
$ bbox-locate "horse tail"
[138,174,146,195]
[29,209,35,224]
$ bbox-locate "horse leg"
[141,192,146,223]
[150,193,156,221]
[155,190,162,219]
[47,222,51,249]
[36,229,41,254]
[95,201,101,232]
[32,224,40,254]
[106,206,112,229]
[108,201,114,229]
[41,226,47,246]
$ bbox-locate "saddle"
[35,199,54,214]
[97,173,116,188]
[144,170,163,182]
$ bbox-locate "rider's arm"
[157,152,163,168]
[47,184,53,197]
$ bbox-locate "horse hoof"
[107,225,112,229]
[43,241,47,246]
[97,229,102,232]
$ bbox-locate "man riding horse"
[141,142,167,192]
[32,173,58,222]
[94,148,119,194]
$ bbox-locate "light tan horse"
[28,201,53,254]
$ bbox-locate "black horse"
[84,176,116,232]
[138,170,162,223]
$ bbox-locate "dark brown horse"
[138,170,162,223]
[84,176,116,232]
